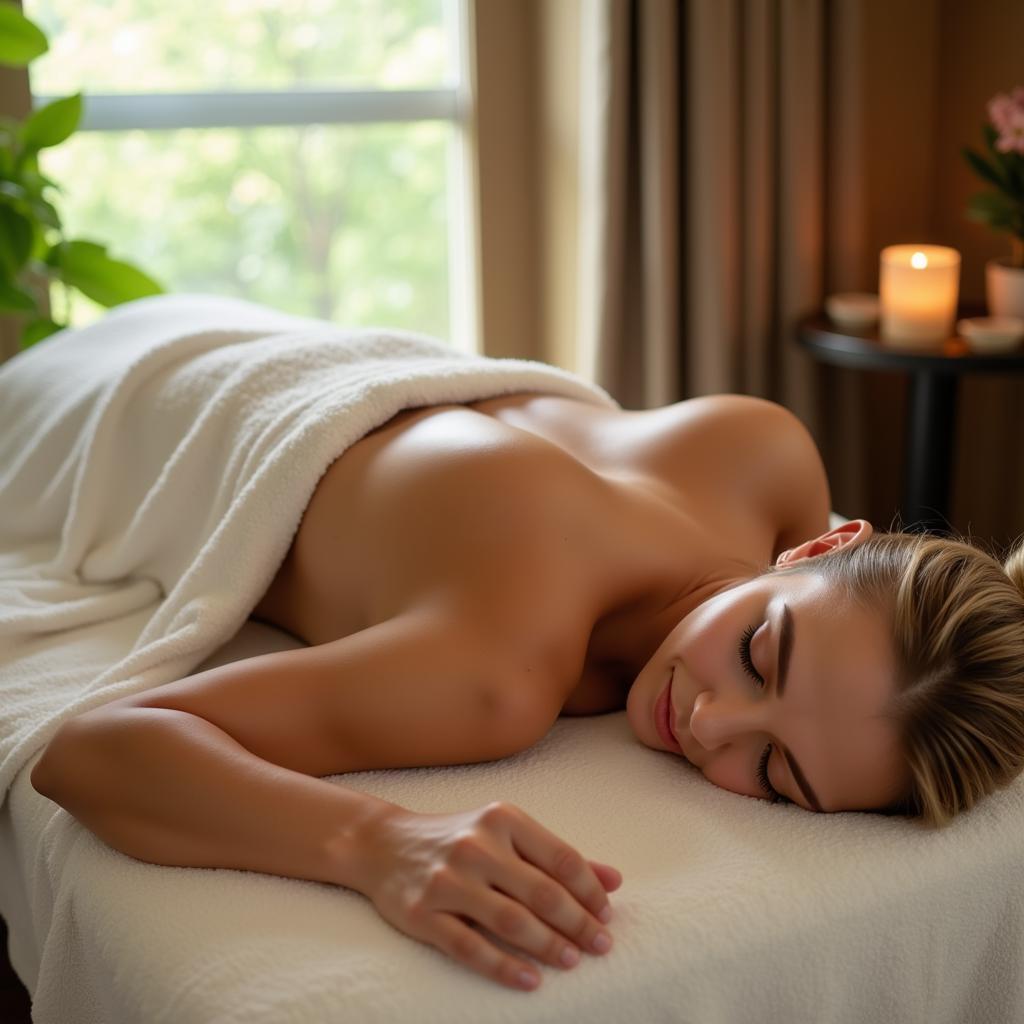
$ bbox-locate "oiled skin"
[249,391,830,716]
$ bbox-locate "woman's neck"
[577,472,770,680]
[588,566,755,683]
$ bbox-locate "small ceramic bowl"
[825,293,880,330]
[956,316,1024,353]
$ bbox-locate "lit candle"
[879,244,961,344]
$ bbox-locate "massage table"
[2,296,1023,1022]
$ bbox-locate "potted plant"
[962,86,1024,318]
[0,1,164,352]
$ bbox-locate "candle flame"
[911,251,929,269]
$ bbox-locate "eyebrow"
[774,602,825,813]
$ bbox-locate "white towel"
[0,292,619,806]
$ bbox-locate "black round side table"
[796,304,1024,535]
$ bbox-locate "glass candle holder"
[879,245,961,345]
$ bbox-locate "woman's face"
[626,569,909,813]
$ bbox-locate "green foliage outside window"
[12,0,455,343]
[0,1,165,349]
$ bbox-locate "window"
[23,0,477,351]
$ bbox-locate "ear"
[775,519,873,567]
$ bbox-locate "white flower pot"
[985,258,1024,318]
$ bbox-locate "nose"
[689,690,764,751]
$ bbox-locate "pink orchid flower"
[988,88,1024,155]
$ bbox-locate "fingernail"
[598,905,612,923]
[593,932,611,953]
[518,970,539,990]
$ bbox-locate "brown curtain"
[572,0,1024,551]
[577,0,680,409]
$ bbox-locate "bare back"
[250,392,826,716]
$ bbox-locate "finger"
[499,855,614,960]
[504,811,613,928]
[469,881,587,972]
[428,910,542,992]
[588,861,623,893]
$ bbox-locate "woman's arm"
[30,597,615,991]
[31,704,398,887]
[30,601,564,875]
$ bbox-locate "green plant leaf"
[0,180,60,233]
[14,148,39,178]
[20,93,82,152]
[982,122,1024,200]
[0,5,48,67]
[0,204,33,276]
[963,146,1009,191]
[48,239,165,307]
[16,170,63,227]
[32,170,64,194]
[29,194,60,229]
[43,236,102,269]
[1005,152,1024,202]
[966,190,1019,230]
[29,227,50,262]
[0,180,27,203]
[0,117,20,155]
[19,316,63,349]
[0,276,37,314]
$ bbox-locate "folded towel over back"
[0,293,619,806]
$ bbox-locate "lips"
[655,676,683,754]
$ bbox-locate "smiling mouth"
[655,674,683,754]
[668,672,696,764]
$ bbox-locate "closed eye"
[738,623,764,685]
[739,622,789,803]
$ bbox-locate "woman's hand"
[356,801,622,991]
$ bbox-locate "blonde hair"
[767,530,1024,828]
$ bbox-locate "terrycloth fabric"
[0,292,619,808]
[4,617,1024,1023]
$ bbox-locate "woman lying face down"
[27,368,1024,993]
[628,518,1024,827]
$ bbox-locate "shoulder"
[660,393,801,440]
[718,397,832,552]
[649,395,832,553]
[622,394,802,473]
